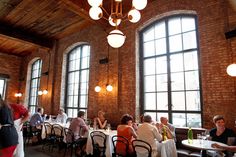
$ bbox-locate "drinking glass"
[107,123,111,132]
[197,134,202,144]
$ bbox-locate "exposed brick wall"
[2,0,236,129]
[0,53,21,103]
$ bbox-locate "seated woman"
[93,110,107,129]
[116,114,137,156]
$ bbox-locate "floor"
[25,144,62,157]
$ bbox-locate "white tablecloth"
[86,129,117,157]
[41,121,69,141]
[157,139,177,157]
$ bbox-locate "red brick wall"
[0,53,21,103]
[2,0,236,129]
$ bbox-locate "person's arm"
[212,143,236,151]
[165,126,174,139]
[153,126,162,142]
[97,118,107,129]
[129,126,137,138]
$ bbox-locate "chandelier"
[88,0,147,48]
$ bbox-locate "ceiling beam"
[61,0,109,29]
[0,22,54,49]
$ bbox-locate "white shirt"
[56,112,68,124]
[137,123,162,157]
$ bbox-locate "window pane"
[183,31,197,50]
[187,114,201,127]
[185,71,199,90]
[144,41,155,57]
[186,91,200,111]
[172,113,186,127]
[69,60,75,71]
[184,51,198,71]
[170,53,183,72]
[81,70,88,83]
[169,34,182,53]
[144,58,155,75]
[144,75,155,92]
[81,57,89,69]
[168,17,181,35]
[82,45,90,57]
[80,83,88,95]
[156,56,167,74]
[172,92,185,110]
[155,22,166,39]
[144,93,156,110]
[157,92,168,110]
[143,27,155,42]
[171,72,184,91]
[182,17,195,32]
[67,96,73,107]
[155,38,166,55]
[80,95,87,108]
[156,74,167,92]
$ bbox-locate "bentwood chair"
[132,139,152,157]
[90,131,107,157]
[111,135,129,157]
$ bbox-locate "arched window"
[140,15,202,127]
[28,59,42,113]
[65,44,90,117]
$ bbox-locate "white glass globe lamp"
[109,16,121,26]
[132,0,147,10]
[226,63,236,77]
[38,90,43,96]
[94,86,101,92]
[43,89,48,95]
[128,9,141,23]
[107,29,126,48]
[89,7,103,20]
[88,0,103,7]
[106,84,113,92]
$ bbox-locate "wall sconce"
[38,89,48,95]
[15,93,22,97]
[106,84,113,92]
[95,86,101,92]
[226,63,236,77]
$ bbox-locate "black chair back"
[112,135,129,157]
[132,139,152,157]
[90,131,107,157]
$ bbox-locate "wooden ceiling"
[0,0,104,56]
[0,0,149,57]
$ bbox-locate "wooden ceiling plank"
[0,22,53,48]
[0,0,23,18]
[55,20,91,38]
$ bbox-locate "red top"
[10,103,28,120]
[116,126,134,156]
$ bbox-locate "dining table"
[182,139,228,157]
[85,129,117,157]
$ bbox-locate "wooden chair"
[111,135,129,157]
[132,139,152,157]
[90,131,107,157]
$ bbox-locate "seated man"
[55,108,68,124]
[67,111,88,156]
[137,115,162,157]
[157,117,175,140]
[29,107,44,127]
[29,107,44,143]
